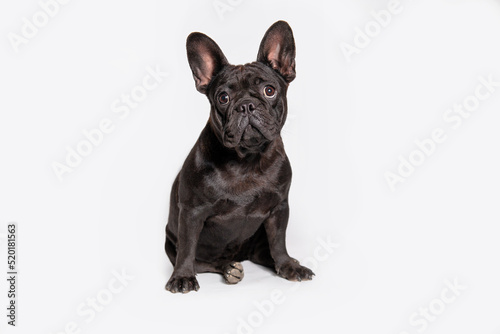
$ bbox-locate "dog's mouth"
[241,125,264,147]
[224,125,264,148]
[223,122,273,150]
[222,106,280,151]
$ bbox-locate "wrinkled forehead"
[210,62,284,92]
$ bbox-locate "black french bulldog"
[165,21,314,293]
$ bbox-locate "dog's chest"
[205,191,280,239]
[211,159,284,200]
[206,163,284,223]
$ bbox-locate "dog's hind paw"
[223,262,244,284]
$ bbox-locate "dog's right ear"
[186,32,228,94]
[257,21,296,83]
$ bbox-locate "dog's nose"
[236,102,256,114]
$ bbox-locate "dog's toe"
[223,262,244,284]
[276,259,315,282]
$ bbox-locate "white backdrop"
[1,0,500,333]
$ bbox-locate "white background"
[1,0,500,333]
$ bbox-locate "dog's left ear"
[187,32,228,94]
[257,21,296,83]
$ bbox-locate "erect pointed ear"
[257,21,296,83]
[186,32,229,94]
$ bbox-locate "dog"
[164,20,314,293]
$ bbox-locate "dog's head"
[186,21,295,155]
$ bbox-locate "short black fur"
[165,21,314,293]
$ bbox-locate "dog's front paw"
[276,259,315,282]
[165,275,199,293]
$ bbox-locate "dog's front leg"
[165,207,206,293]
[264,200,315,282]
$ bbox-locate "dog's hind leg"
[247,225,276,270]
[195,261,244,285]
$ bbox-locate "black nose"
[236,102,256,114]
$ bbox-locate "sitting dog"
[165,21,314,293]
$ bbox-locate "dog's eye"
[218,92,230,104]
[264,86,276,98]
